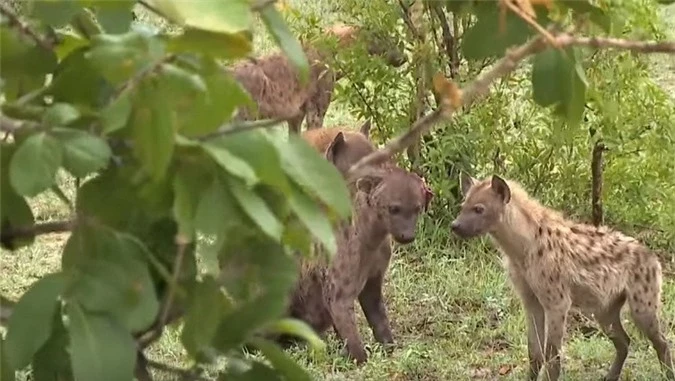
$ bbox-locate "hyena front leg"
[540,294,571,381]
[325,267,368,364]
[358,271,394,349]
[509,269,545,380]
[287,113,305,136]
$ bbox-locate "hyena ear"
[325,132,346,165]
[359,120,371,138]
[355,173,383,194]
[459,171,477,197]
[491,175,511,204]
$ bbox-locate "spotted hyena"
[231,23,406,135]
[450,173,674,381]
[282,126,433,364]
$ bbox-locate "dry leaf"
[470,367,492,379]
[432,73,462,112]
[275,0,290,11]
[498,364,514,376]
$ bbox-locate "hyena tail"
[626,257,675,379]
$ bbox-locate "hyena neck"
[352,197,388,252]
[489,202,538,264]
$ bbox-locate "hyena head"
[451,172,511,239]
[323,122,376,176]
[355,168,434,244]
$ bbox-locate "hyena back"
[285,127,433,364]
[232,24,405,136]
[451,173,674,381]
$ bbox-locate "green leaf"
[32,310,73,381]
[0,144,35,250]
[9,132,63,197]
[531,47,587,127]
[100,90,132,134]
[461,2,545,60]
[263,318,325,351]
[130,77,176,181]
[0,26,57,99]
[248,338,312,381]
[228,177,283,241]
[52,128,111,177]
[259,6,309,84]
[181,276,230,358]
[86,31,166,86]
[4,273,66,370]
[28,0,82,27]
[62,224,160,332]
[287,180,336,255]
[173,163,212,241]
[0,337,15,381]
[66,303,136,381]
[42,103,81,126]
[50,47,113,107]
[166,28,253,60]
[532,48,563,107]
[270,134,351,219]
[206,129,290,193]
[212,292,287,352]
[90,0,136,34]
[144,0,252,34]
[55,30,89,60]
[202,142,258,186]
[180,63,252,136]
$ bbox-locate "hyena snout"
[450,219,470,238]
[393,231,415,244]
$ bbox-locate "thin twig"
[557,33,675,53]
[158,241,187,331]
[0,2,55,51]
[145,359,210,381]
[197,117,286,141]
[0,115,41,134]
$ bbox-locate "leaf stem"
[196,117,286,141]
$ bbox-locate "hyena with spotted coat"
[232,24,405,135]
[284,125,433,364]
[450,173,674,381]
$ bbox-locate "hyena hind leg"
[627,265,675,380]
[595,292,631,381]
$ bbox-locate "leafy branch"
[347,30,675,179]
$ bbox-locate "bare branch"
[1,220,75,250]
[557,34,675,54]
[0,2,55,51]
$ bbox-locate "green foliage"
[2,0,674,380]
[1,1,348,380]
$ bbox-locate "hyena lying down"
[281,125,433,364]
[451,173,674,381]
[231,23,406,135]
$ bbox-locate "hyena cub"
[451,173,674,381]
[231,24,405,135]
[286,126,433,364]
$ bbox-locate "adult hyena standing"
[450,173,674,381]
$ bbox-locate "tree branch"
[0,2,55,51]
[0,115,41,134]
[1,220,75,250]
[346,30,675,179]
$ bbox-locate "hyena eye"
[473,205,485,214]
[388,205,401,215]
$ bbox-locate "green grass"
[3,2,675,381]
